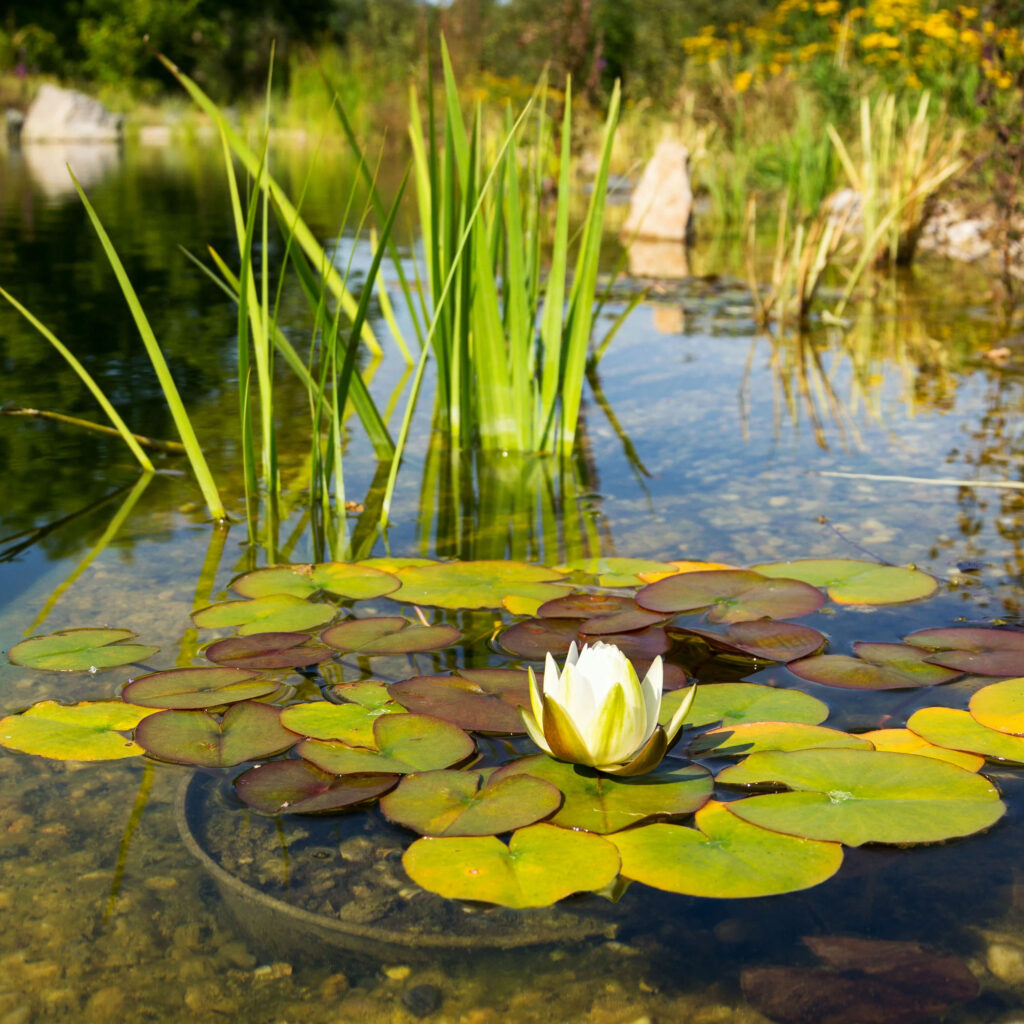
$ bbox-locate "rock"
[22,84,123,143]
[988,941,1024,985]
[402,983,443,1017]
[83,985,124,1023]
[622,140,693,242]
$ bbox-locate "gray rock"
[22,84,122,143]
[622,140,693,242]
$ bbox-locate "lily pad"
[203,632,334,670]
[970,677,1024,735]
[608,801,843,898]
[389,670,530,734]
[636,560,740,583]
[231,562,399,601]
[358,556,436,572]
[7,628,159,672]
[321,617,461,655]
[577,608,670,636]
[493,755,713,834]
[904,627,1024,676]
[907,707,1024,764]
[688,722,872,758]
[661,682,829,731]
[330,681,403,711]
[393,560,567,610]
[787,643,961,691]
[192,594,336,636]
[279,701,405,746]
[559,557,679,588]
[537,593,638,619]
[752,558,937,605]
[134,701,297,767]
[0,700,155,760]
[121,667,276,709]
[298,713,474,775]
[401,823,620,908]
[380,770,563,836]
[498,617,669,662]
[718,748,1005,845]
[635,569,824,624]
[859,728,984,771]
[671,620,826,663]
[234,761,399,815]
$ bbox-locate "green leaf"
[661,682,829,730]
[322,617,461,655]
[0,700,156,761]
[330,681,400,710]
[231,562,400,601]
[192,594,336,635]
[279,701,405,746]
[689,722,872,757]
[8,628,158,672]
[401,823,621,908]
[787,643,961,691]
[751,559,937,605]
[908,706,1024,764]
[121,667,276,709]
[718,748,1005,846]
[608,801,843,898]
[393,560,567,610]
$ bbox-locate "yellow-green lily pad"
[393,560,567,610]
[330,681,403,711]
[321,617,461,655]
[908,706,1024,764]
[751,559,937,605]
[192,594,336,636]
[401,823,620,908]
[661,682,829,731]
[231,562,400,600]
[7,628,159,672]
[970,677,1024,735]
[859,728,984,771]
[559,557,679,588]
[380,769,562,836]
[0,700,156,760]
[279,701,405,746]
[688,722,872,758]
[492,755,713,834]
[719,748,1005,846]
[608,801,843,898]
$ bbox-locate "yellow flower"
[861,31,901,48]
[733,70,754,93]
[814,0,840,13]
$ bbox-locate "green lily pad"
[401,823,621,908]
[192,594,336,636]
[7,628,159,672]
[859,728,984,771]
[904,627,1024,676]
[358,556,437,572]
[380,769,562,836]
[121,667,276,709]
[751,558,937,605]
[908,707,1024,764]
[298,713,474,775]
[231,562,400,600]
[689,722,872,758]
[970,677,1024,735]
[134,701,298,767]
[0,700,156,760]
[321,617,461,655]
[203,632,335,669]
[718,748,1005,846]
[787,643,961,691]
[279,701,405,746]
[537,593,638,619]
[389,669,530,734]
[636,569,824,624]
[671,620,826,663]
[330,681,403,711]
[661,682,829,731]
[608,801,843,898]
[493,755,713,834]
[234,761,399,815]
[393,560,567,610]
[559,557,679,588]
[498,617,669,662]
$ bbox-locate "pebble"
[253,962,293,984]
[84,985,124,1022]
[144,875,178,891]
[988,941,1024,985]
[385,965,411,981]
[402,983,443,1017]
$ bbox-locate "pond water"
[3,138,1024,1023]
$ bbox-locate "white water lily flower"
[520,641,695,776]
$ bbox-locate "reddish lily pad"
[393,560,567,610]
[401,823,620,908]
[380,769,563,836]
[577,608,671,636]
[907,707,1024,764]
[231,562,400,600]
[970,677,1024,735]
[635,569,824,624]
[7,628,158,672]
[192,594,336,636]
[298,713,474,775]
[389,669,530,734]
[203,632,334,670]
[134,701,298,767]
[787,643,961,691]
[0,700,156,760]
[904,627,1024,676]
[661,682,829,731]
[493,755,713,834]
[537,593,638,619]
[321,617,461,655]
[279,701,405,746]
[688,722,872,758]
[608,801,843,898]
[671,620,826,663]
[752,558,937,605]
[121,667,276,709]
[234,761,399,815]
[498,617,669,662]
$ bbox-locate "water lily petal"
[590,682,630,766]
[528,666,545,725]
[542,694,597,766]
[519,706,554,756]
[565,641,580,668]
[640,656,663,739]
[664,684,696,745]
[600,727,668,777]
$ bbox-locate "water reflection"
[19,141,121,200]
